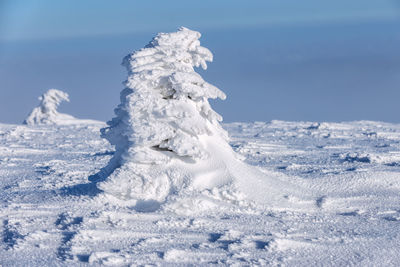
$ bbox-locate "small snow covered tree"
[24,89,75,125]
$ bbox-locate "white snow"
[1,120,400,266]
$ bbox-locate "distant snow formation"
[24,89,101,125]
[24,89,74,125]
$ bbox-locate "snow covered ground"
[1,120,400,266]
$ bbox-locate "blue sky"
[1,0,400,123]
[1,0,399,41]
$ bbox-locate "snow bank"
[24,89,102,125]
[98,27,312,213]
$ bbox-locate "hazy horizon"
[1,0,400,124]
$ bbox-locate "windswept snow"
[24,89,100,125]
[1,120,400,265]
[2,28,400,266]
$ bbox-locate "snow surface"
[1,120,400,266]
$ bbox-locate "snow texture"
[2,27,399,266]
[1,120,400,266]
[96,27,303,211]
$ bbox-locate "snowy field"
[1,120,400,266]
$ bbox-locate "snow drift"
[97,27,311,213]
[24,89,101,125]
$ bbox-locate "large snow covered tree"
[102,27,227,162]
[24,89,75,125]
[98,27,303,210]
[98,27,232,201]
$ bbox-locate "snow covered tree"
[97,27,300,211]
[24,89,75,125]
[98,27,233,202]
[102,27,227,162]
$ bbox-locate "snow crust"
[24,89,101,125]
[97,27,308,212]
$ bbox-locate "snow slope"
[1,120,400,266]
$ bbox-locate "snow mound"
[24,89,101,125]
[97,27,312,213]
